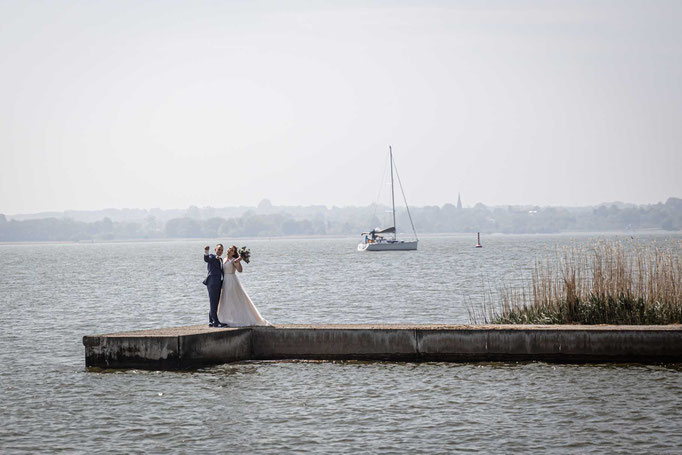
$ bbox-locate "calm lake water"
[1,233,681,453]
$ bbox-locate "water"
[1,233,681,453]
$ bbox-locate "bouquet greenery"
[238,246,251,264]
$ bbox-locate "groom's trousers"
[207,284,222,324]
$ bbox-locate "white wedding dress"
[217,258,270,327]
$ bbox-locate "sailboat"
[358,146,418,251]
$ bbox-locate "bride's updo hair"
[230,245,239,259]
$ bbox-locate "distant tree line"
[0,214,160,242]
[1,198,680,242]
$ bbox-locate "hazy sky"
[1,0,680,214]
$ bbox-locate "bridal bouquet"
[238,246,251,264]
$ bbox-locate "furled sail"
[362,227,396,235]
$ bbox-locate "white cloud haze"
[1,0,681,214]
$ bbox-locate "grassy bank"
[471,239,682,325]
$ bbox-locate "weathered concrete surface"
[179,329,251,368]
[251,326,418,361]
[84,324,682,370]
[415,326,682,362]
[83,325,251,369]
[83,334,180,370]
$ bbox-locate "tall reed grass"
[470,239,682,325]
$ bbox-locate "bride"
[217,245,271,327]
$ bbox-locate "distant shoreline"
[2,198,680,242]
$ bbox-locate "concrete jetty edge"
[83,324,682,370]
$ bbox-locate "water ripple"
[1,234,681,452]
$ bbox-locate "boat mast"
[389,146,396,240]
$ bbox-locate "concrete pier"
[83,326,251,370]
[83,324,682,370]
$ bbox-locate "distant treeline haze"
[1,198,681,242]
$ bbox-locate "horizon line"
[4,196,681,218]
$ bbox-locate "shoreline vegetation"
[470,239,682,325]
[1,197,681,242]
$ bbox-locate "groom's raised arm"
[204,245,210,262]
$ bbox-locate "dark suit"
[203,253,224,325]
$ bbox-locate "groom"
[203,244,227,328]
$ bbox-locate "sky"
[1,0,681,214]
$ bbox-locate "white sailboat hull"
[358,146,418,253]
[357,240,418,251]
